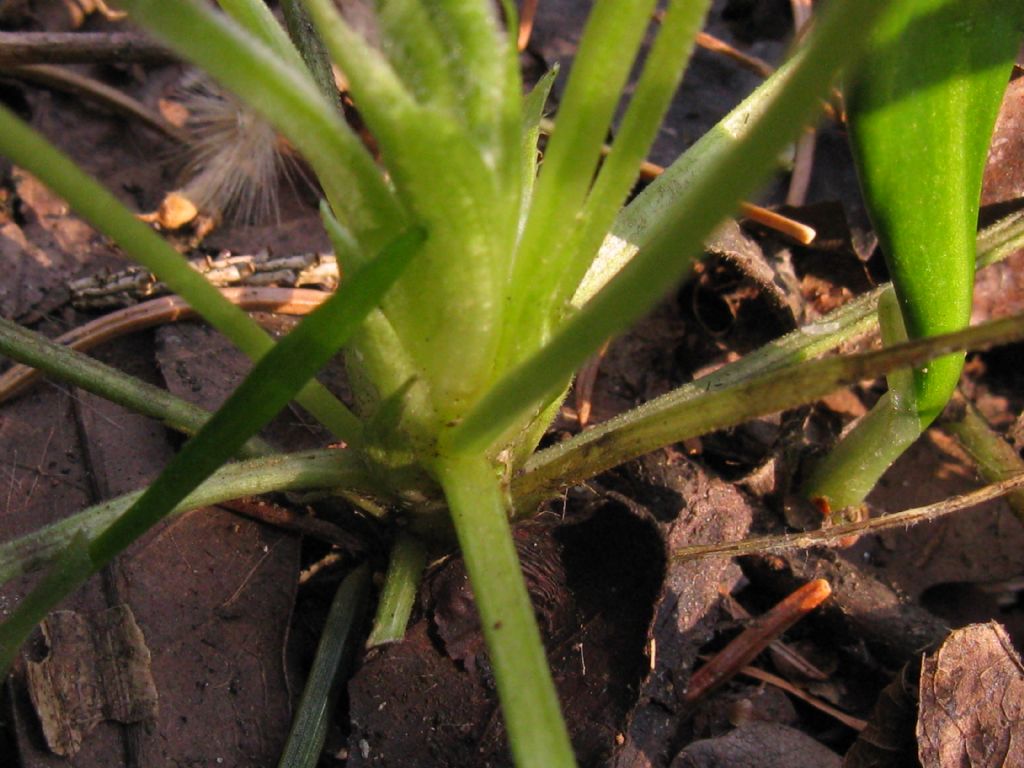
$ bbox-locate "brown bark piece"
[671,721,842,768]
[25,605,158,757]
[917,622,1024,768]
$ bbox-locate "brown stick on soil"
[0,32,174,66]
[4,64,189,143]
[683,579,832,705]
[0,288,330,403]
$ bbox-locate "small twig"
[218,497,366,554]
[0,287,330,403]
[785,0,817,206]
[651,10,776,79]
[573,339,609,427]
[695,31,775,79]
[683,579,832,704]
[720,591,829,681]
[3,64,190,143]
[0,31,174,67]
[673,472,1024,562]
[739,201,817,244]
[736,665,868,731]
[517,0,539,52]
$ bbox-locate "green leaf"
[448,0,892,455]
[846,0,1023,424]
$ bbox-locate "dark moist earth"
[2,1,1024,766]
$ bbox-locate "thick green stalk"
[0,105,362,444]
[435,453,575,768]
[845,0,1022,425]
[366,532,427,647]
[943,395,1024,525]
[802,288,921,509]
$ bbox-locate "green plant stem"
[801,287,922,509]
[0,105,362,445]
[512,309,1024,512]
[942,393,1024,526]
[518,207,1024,510]
[278,564,370,768]
[366,531,427,647]
[217,0,306,72]
[977,208,1024,269]
[0,449,375,585]
[449,0,890,455]
[0,316,272,457]
[436,453,575,768]
[0,231,418,667]
[280,0,340,108]
[0,533,92,674]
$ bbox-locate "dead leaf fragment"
[671,721,842,768]
[917,622,1024,768]
[25,605,158,757]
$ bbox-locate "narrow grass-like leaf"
[304,0,521,416]
[512,310,1024,510]
[518,69,558,232]
[0,317,271,457]
[0,229,422,663]
[435,453,575,768]
[0,105,362,443]
[0,449,374,586]
[280,0,340,107]
[554,0,711,310]
[278,564,370,768]
[575,50,804,309]
[0,533,91,674]
[119,0,404,251]
[448,0,890,454]
[217,0,307,72]
[372,0,460,110]
[501,0,659,361]
[366,532,427,647]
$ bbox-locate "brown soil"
[2,1,1024,767]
